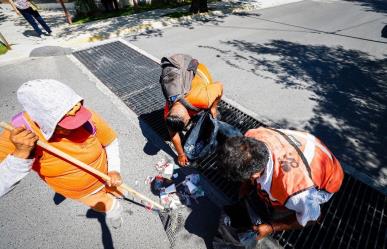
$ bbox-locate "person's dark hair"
[218,137,269,182]
[166,114,185,132]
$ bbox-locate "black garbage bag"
[213,199,261,249]
[183,111,242,160]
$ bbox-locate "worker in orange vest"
[161,54,223,166]
[0,79,124,228]
[218,127,344,239]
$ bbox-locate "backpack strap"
[196,68,210,85]
[267,128,315,184]
[177,68,210,112]
[179,98,201,112]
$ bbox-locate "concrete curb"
[59,0,304,46]
[0,0,304,65]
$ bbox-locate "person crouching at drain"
[0,79,125,228]
[217,126,344,240]
[160,54,223,166]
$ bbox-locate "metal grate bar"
[73,41,386,249]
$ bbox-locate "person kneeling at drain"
[217,126,344,239]
[160,54,223,166]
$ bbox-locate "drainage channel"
[73,40,386,249]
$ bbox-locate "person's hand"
[253,223,274,240]
[107,171,122,187]
[10,127,38,159]
[15,10,21,16]
[177,154,189,166]
[210,107,217,119]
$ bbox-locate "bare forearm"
[270,213,303,232]
[170,131,184,156]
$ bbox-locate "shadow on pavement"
[201,39,387,185]
[0,11,7,22]
[344,0,387,14]
[184,197,221,249]
[86,206,115,249]
[138,110,176,158]
[22,30,40,37]
[239,13,387,44]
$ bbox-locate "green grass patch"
[72,1,191,25]
[0,42,8,55]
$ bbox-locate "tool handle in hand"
[0,121,164,211]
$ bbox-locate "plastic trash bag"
[213,199,261,249]
[184,111,242,160]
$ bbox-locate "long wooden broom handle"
[0,122,164,211]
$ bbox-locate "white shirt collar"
[256,147,277,201]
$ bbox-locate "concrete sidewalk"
[0,0,303,65]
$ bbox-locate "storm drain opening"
[73,41,386,249]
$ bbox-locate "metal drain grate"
[73,41,386,249]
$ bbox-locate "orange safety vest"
[164,63,223,118]
[0,111,116,199]
[245,127,344,206]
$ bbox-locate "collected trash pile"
[145,158,205,210]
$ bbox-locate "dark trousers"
[18,7,51,36]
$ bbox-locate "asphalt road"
[127,0,387,192]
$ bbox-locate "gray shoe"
[106,199,123,229]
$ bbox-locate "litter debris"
[185,180,198,194]
[160,190,170,206]
[154,175,164,191]
[238,231,258,248]
[164,184,176,194]
[155,158,167,171]
[145,176,155,185]
[134,180,139,186]
[168,193,182,210]
[151,159,206,209]
[162,163,174,180]
[186,174,200,185]
[224,216,231,226]
[192,187,205,198]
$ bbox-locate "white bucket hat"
[17,79,84,140]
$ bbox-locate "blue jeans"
[18,7,51,36]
